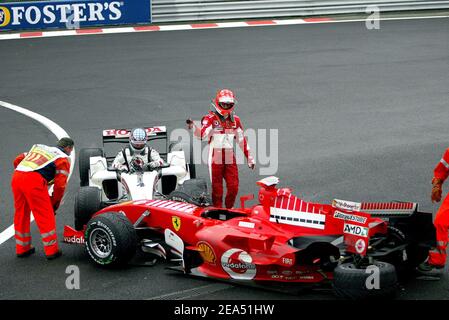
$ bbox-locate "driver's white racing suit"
[111,146,163,172]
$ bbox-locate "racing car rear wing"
[102,126,168,161]
[332,199,418,216]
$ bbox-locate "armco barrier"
[0,0,151,31]
[151,0,449,23]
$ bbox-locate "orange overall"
[12,145,70,256]
[429,147,449,267]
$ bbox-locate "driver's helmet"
[213,89,236,117]
[129,128,147,155]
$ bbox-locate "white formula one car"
[74,126,200,230]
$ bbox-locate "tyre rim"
[89,228,112,258]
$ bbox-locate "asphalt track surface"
[0,17,449,300]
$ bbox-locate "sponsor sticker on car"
[282,257,294,266]
[63,235,85,244]
[332,199,362,212]
[333,210,367,224]
[103,126,167,138]
[355,239,366,254]
[197,241,216,265]
[221,248,257,280]
[238,221,255,229]
[343,223,369,238]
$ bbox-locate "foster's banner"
[0,0,151,31]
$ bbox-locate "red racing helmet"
[213,89,236,117]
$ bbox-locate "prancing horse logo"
[172,216,181,231]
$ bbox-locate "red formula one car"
[64,176,435,299]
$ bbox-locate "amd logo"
[343,223,369,238]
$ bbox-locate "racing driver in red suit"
[187,89,255,208]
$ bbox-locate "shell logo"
[0,6,11,28]
[197,242,216,264]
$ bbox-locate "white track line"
[0,101,75,246]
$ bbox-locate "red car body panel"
[65,181,399,284]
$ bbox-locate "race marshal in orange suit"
[12,137,74,260]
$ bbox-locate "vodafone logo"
[355,239,366,254]
[221,248,256,280]
[64,235,85,244]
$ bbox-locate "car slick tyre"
[79,148,103,186]
[333,261,398,300]
[74,186,101,231]
[168,179,212,206]
[168,190,197,205]
[168,189,212,207]
[85,212,137,267]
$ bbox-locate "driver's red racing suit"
[194,111,254,208]
[429,147,449,267]
[111,146,163,172]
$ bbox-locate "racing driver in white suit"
[111,128,164,172]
